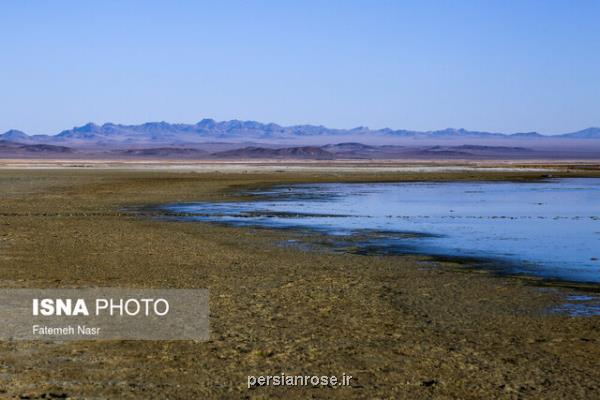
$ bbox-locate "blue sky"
[1,1,598,135]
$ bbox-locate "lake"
[164,178,600,284]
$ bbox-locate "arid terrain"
[1,162,599,399]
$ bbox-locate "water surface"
[165,178,600,284]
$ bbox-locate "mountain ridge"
[1,120,599,148]
[2,141,600,160]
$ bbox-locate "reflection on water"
[165,178,600,284]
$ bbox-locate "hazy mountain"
[321,142,378,152]
[397,128,506,139]
[447,145,529,152]
[210,144,544,160]
[0,140,74,155]
[213,146,334,160]
[1,139,598,160]
[412,145,530,158]
[113,147,210,158]
[49,119,347,145]
[560,127,600,138]
[509,132,545,138]
[0,129,30,142]
[2,120,600,149]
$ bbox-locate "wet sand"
[1,165,600,399]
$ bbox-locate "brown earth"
[0,165,599,399]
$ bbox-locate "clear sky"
[1,1,598,135]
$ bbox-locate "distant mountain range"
[209,144,536,160]
[1,119,600,149]
[3,140,597,161]
[0,140,73,156]
[214,146,335,160]
[1,119,599,160]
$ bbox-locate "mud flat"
[0,164,599,399]
[2,158,600,173]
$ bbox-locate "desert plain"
[0,161,599,399]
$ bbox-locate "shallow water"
[553,294,600,317]
[165,178,600,284]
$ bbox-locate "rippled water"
[165,178,600,284]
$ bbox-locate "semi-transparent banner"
[0,288,209,341]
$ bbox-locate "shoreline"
[148,178,600,293]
